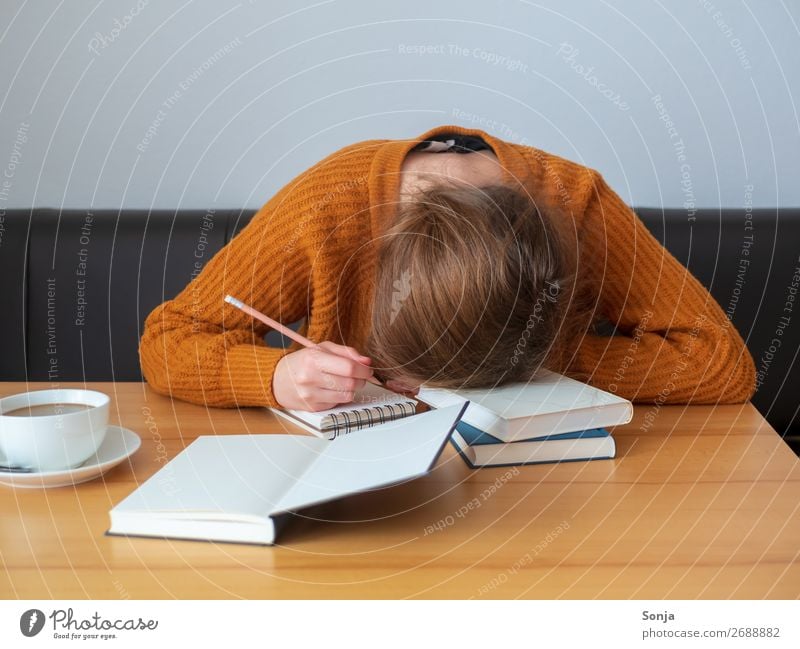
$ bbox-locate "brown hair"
[365,181,595,389]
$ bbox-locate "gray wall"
[0,0,797,211]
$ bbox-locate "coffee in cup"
[4,403,94,417]
[0,389,110,472]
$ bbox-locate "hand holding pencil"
[224,295,383,412]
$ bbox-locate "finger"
[317,341,372,364]
[309,348,375,380]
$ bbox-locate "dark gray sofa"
[1,206,797,454]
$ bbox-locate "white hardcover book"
[416,368,632,443]
[107,403,468,546]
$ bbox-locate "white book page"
[112,434,326,520]
[273,403,467,514]
[419,368,630,421]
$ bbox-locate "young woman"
[139,125,756,411]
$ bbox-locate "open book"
[106,403,468,546]
[268,382,417,439]
[417,368,632,443]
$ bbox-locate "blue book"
[450,420,615,469]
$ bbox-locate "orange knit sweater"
[139,124,757,408]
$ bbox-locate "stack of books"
[416,369,633,468]
[264,368,633,469]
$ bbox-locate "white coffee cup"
[0,389,110,472]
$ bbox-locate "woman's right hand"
[272,341,375,411]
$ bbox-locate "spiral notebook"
[268,382,418,440]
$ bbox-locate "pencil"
[224,295,383,387]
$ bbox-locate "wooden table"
[1,382,798,599]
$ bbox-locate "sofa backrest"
[1,207,797,436]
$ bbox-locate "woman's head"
[365,181,588,390]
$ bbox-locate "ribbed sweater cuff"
[223,344,293,408]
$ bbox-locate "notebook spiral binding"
[327,402,416,438]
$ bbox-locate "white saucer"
[0,425,142,489]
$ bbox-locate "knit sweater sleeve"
[568,170,756,404]
[138,179,314,408]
